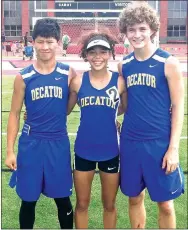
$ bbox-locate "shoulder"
[165,55,181,79]
[152,48,171,63]
[56,62,70,74]
[156,48,171,57]
[118,53,134,74]
[110,71,125,92]
[70,73,84,92]
[165,55,180,66]
[72,73,84,85]
[117,61,123,75]
[112,71,119,78]
[122,53,134,66]
[15,73,24,81]
[20,64,34,74]
[14,73,26,89]
[68,67,77,80]
[19,65,36,80]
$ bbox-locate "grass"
[1,75,188,229]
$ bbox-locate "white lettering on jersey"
[127,73,156,88]
[80,96,118,109]
[31,86,63,101]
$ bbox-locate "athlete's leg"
[19,200,37,229]
[15,135,43,228]
[23,50,25,60]
[65,47,67,56]
[73,155,96,229]
[62,46,65,56]
[140,138,184,228]
[62,45,67,56]
[74,170,95,228]
[54,197,73,229]
[129,191,146,229]
[98,156,119,228]
[120,139,146,228]
[99,171,119,228]
[157,200,176,228]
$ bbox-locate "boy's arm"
[117,62,127,115]
[67,75,82,115]
[5,74,25,170]
[68,67,77,86]
[162,56,184,174]
[118,62,123,76]
[118,75,127,116]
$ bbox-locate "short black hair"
[32,18,61,41]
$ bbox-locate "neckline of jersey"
[32,62,58,76]
[133,48,159,63]
[88,71,113,91]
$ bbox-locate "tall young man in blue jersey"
[5,18,76,229]
[118,2,184,229]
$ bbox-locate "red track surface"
[2,56,187,77]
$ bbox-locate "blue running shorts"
[120,137,184,202]
[9,134,73,201]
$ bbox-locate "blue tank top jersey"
[75,71,120,161]
[121,48,171,140]
[20,62,70,139]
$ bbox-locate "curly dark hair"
[79,28,119,61]
[119,2,160,40]
[32,18,61,41]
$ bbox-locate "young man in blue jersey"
[118,2,184,229]
[5,18,76,229]
[67,31,127,228]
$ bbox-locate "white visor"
[86,39,110,50]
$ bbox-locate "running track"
[2,55,187,76]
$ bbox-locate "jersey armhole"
[77,72,86,95]
[164,55,172,79]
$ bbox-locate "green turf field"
[1,76,187,229]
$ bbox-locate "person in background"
[22,32,28,60]
[123,37,130,55]
[62,32,71,57]
[1,31,6,50]
[11,41,17,56]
